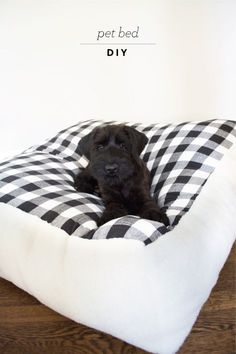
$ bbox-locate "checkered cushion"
[0,119,235,245]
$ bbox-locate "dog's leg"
[98,202,128,226]
[132,185,169,226]
[97,187,128,226]
[138,199,169,226]
[74,168,98,194]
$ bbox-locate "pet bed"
[0,119,235,353]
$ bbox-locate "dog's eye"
[119,143,127,151]
[96,144,104,151]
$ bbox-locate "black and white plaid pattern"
[0,119,235,245]
[143,120,236,226]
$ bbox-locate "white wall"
[0,0,235,157]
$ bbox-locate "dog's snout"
[105,163,119,175]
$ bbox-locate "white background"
[0,0,235,158]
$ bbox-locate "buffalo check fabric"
[0,119,235,245]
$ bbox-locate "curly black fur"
[74,124,169,226]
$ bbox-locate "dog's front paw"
[140,208,169,226]
[97,208,128,226]
[74,181,94,194]
[74,172,97,195]
[97,214,112,226]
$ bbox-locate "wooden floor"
[0,244,235,354]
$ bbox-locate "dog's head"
[78,125,148,186]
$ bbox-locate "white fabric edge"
[0,143,236,354]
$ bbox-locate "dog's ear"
[78,132,93,159]
[124,126,148,155]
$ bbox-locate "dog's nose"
[105,163,119,175]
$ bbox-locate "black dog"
[74,124,169,226]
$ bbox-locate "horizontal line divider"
[80,43,157,46]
